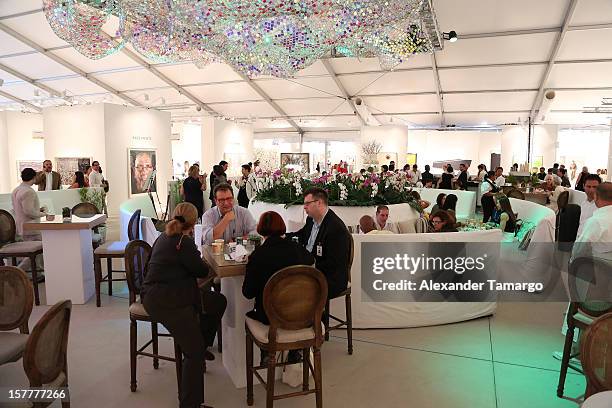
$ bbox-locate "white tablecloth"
[330,230,502,328]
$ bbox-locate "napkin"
[230,244,249,262]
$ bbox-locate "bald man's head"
[595,182,612,208]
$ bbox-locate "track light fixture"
[443,30,458,43]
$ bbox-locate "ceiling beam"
[430,53,445,126]
[0,22,142,107]
[529,0,579,119]
[231,70,304,134]
[0,62,72,104]
[321,59,366,126]
[100,32,219,116]
[0,89,41,112]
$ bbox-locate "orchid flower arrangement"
[254,169,422,212]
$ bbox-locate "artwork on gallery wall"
[376,152,397,167]
[406,153,418,166]
[280,153,309,172]
[16,160,44,181]
[532,156,544,170]
[223,152,246,178]
[55,157,92,185]
[128,148,157,195]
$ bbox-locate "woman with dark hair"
[409,191,430,209]
[183,165,207,219]
[69,171,86,189]
[242,211,314,324]
[441,193,458,214]
[237,164,257,208]
[437,165,454,189]
[429,210,458,233]
[142,202,226,408]
[431,193,446,214]
[208,164,226,208]
[493,195,518,233]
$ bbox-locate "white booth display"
[249,201,421,233]
[23,214,107,305]
[0,187,105,215]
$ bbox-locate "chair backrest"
[127,209,142,241]
[507,189,525,200]
[557,190,570,212]
[23,300,72,386]
[71,202,100,217]
[124,240,152,304]
[263,266,327,345]
[0,209,16,246]
[0,266,34,334]
[568,257,612,305]
[557,204,581,247]
[580,311,612,398]
[347,233,354,284]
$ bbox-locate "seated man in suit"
[287,187,351,298]
[36,160,62,191]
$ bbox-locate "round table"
[582,391,612,408]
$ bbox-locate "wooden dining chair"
[245,265,327,408]
[124,240,183,396]
[557,257,612,398]
[323,233,354,354]
[580,311,612,399]
[0,210,43,305]
[22,299,72,408]
[0,266,34,368]
[93,209,141,306]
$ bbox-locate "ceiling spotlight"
[144,93,150,101]
[34,89,41,97]
[443,31,458,43]
[0,78,4,86]
[161,97,166,105]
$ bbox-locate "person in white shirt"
[572,182,612,261]
[374,205,399,233]
[494,167,506,188]
[88,160,103,188]
[577,174,601,237]
[12,168,48,240]
[359,215,393,234]
[408,164,421,185]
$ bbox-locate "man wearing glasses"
[202,183,256,245]
[287,187,351,299]
[89,160,103,188]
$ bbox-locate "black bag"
[557,204,581,251]
[102,179,110,193]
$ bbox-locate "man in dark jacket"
[457,163,469,190]
[287,187,351,298]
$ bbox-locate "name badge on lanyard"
[316,244,323,257]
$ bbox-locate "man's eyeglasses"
[216,197,234,203]
[303,199,320,206]
[430,220,443,225]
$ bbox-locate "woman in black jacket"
[182,165,207,219]
[142,203,226,408]
[242,211,315,324]
[438,165,455,189]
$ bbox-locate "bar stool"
[93,209,140,307]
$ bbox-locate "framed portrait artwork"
[128,148,157,195]
[280,153,309,172]
[16,160,44,182]
[55,157,92,185]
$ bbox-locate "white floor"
[0,216,587,407]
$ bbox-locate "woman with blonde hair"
[142,202,226,408]
[182,165,207,219]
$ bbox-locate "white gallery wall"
[201,118,254,178]
[43,103,172,215]
[408,130,501,174]
[170,122,202,177]
[360,125,408,169]
[0,112,44,193]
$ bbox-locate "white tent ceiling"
[1,0,612,134]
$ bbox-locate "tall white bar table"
[23,214,107,305]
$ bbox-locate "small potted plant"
[62,207,71,223]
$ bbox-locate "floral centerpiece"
[254,169,423,213]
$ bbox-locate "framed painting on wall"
[55,157,92,186]
[532,156,544,170]
[128,148,157,195]
[16,160,44,182]
[223,152,246,178]
[280,153,309,172]
[406,153,418,166]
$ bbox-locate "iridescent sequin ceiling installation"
[43,0,443,78]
